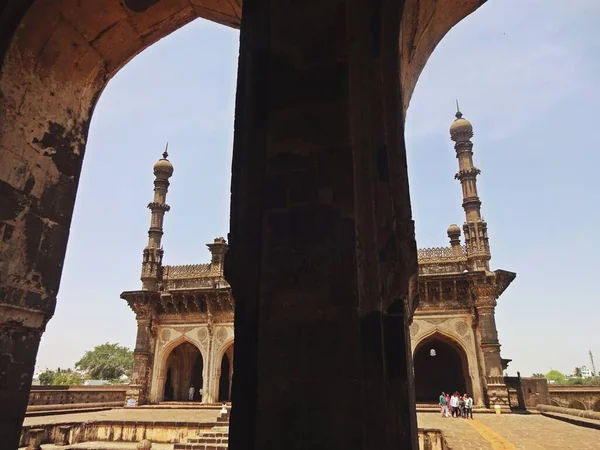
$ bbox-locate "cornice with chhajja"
[147,201,171,211]
[454,167,481,180]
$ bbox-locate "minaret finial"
[455,99,462,119]
[163,142,169,159]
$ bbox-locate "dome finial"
[163,141,169,160]
[455,99,462,119]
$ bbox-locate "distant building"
[83,380,109,386]
[122,109,516,408]
[581,366,593,378]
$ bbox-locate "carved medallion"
[423,317,448,326]
[455,321,468,336]
[160,329,171,342]
[216,327,228,344]
[409,322,420,337]
[198,328,208,343]
[177,326,195,335]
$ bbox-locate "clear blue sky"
[36,0,600,377]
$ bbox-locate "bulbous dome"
[450,111,473,141]
[447,224,461,237]
[153,151,174,179]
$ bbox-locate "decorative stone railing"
[163,277,230,291]
[28,385,127,407]
[417,246,461,260]
[486,376,506,386]
[418,261,468,276]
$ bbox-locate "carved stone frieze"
[455,320,468,336]
[423,317,448,326]
[160,329,171,342]
[198,327,208,343]
[409,322,419,337]
[216,327,228,344]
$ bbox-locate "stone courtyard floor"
[418,412,600,449]
[23,409,600,449]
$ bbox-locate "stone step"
[173,444,229,450]
[185,437,228,444]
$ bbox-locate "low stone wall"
[537,404,600,421]
[22,421,448,448]
[28,385,127,407]
[20,420,221,446]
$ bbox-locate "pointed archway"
[162,341,204,402]
[218,342,234,402]
[413,333,473,403]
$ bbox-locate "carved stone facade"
[410,108,516,408]
[123,110,515,409]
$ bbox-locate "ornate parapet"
[485,376,510,408]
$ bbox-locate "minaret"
[141,146,174,290]
[450,103,490,271]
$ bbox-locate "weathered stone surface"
[0,0,485,448]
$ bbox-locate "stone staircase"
[174,409,230,449]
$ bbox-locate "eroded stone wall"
[28,385,126,407]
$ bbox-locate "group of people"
[439,391,473,419]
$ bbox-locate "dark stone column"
[0,306,47,447]
[226,0,419,448]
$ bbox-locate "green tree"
[574,367,583,378]
[531,373,545,378]
[545,369,566,384]
[38,368,83,386]
[75,343,133,381]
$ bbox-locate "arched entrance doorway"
[218,343,234,402]
[162,342,204,402]
[413,334,472,403]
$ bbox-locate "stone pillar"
[127,315,153,406]
[475,288,509,407]
[225,0,421,447]
[26,428,45,450]
[0,306,48,447]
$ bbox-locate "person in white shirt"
[464,394,473,419]
[188,385,195,401]
[450,392,460,417]
[220,403,228,416]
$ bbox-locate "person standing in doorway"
[464,394,474,419]
[188,385,195,401]
[439,391,448,417]
[450,392,460,417]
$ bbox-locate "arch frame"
[210,331,234,402]
[411,318,484,405]
[150,332,206,403]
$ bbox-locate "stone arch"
[0,0,491,446]
[154,335,205,402]
[568,400,587,411]
[412,330,474,403]
[217,338,235,402]
[412,326,482,402]
[550,399,562,407]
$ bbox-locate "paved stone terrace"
[418,412,600,449]
[23,409,600,449]
[23,408,221,427]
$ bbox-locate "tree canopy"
[38,368,83,386]
[75,342,134,381]
[545,370,566,384]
